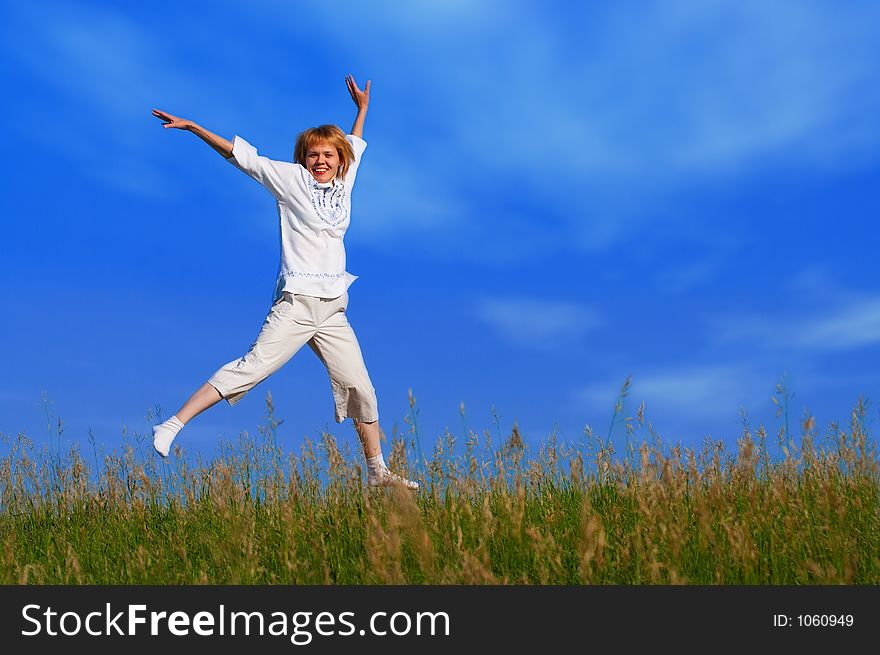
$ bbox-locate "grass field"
[1,394,878,584]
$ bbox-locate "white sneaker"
[368,466,419,490]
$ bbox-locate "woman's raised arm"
[152,108,234,158]
[345,75,370,138]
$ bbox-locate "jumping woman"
[150,75,418,490]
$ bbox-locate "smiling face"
[305,140,340,184]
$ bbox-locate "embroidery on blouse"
[304,170,349,227]
[283,271,347,280]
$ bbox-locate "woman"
[150,75,418,490]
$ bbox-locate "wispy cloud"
[2,2,286,198]
[574,363,767,419]
[794,300,880,350]
[713,295,880,352]
[3,3,182,197]
[475,297,602,348]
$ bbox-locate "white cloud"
[794,300,880,350]
[475,297,601,347]
[714,295,880,352]
[575,363,766,419]
[3,3,280,198]
[4,4,181,197]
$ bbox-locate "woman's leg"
[353,419,418,489]
[353,418,381,459]
[308,298,418,489]
[175,382,222,424]
[153,295,314,457]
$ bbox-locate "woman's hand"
[152,108,193,130]
[345,75,370,110]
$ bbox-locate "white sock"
[366,453,387,478]
[153,415,184,457]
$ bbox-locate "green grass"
[1,397,878,584]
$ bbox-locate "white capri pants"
[208,290,379,423]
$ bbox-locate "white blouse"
[225,133,367,302]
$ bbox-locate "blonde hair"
[293,125,355,179]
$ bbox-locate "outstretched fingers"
[345,75,370,108]
[152,108,172,127]
[152,108,187,129]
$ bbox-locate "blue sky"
[1,0,879,461]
